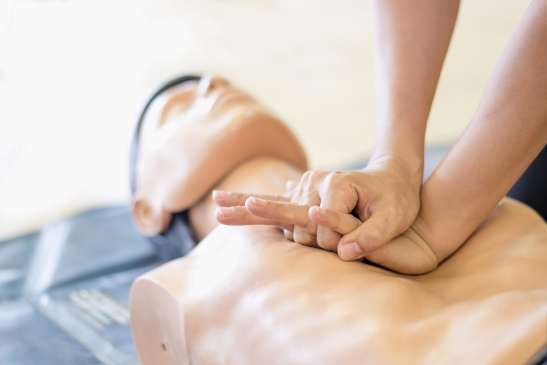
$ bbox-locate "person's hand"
[214,156,423,261]
[214,195,437,274]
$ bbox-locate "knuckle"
[323,171,344,190]
[290,187,303,203]
[301,170,314,182]
[307,169,325,184]
[320,172,355,202]
[382,206,408,233]
[323,172,336,189]
[303,221,317,235]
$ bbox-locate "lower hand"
[214,156,423,261]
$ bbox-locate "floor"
[0,0,529,239]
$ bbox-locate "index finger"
[309,206,361,235]
[213,190,290,207]
[216,206,294,231]
[245,198,314,231]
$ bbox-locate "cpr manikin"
[130,75,547,365]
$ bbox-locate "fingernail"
[217,207,234,217]
[250,198,267,207]
[340,242,362,261]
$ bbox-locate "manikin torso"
[131,198,547,365]
[130,75,547,365]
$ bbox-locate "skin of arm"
[370,0,460,170]
[414,0,547,262]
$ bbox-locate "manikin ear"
[132,197,172,236]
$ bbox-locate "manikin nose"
[197,75,229,95]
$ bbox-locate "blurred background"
[0,0,529,240]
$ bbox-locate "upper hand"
[214,190,437,274]
[214,156,423,262]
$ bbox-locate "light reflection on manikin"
[132,75,307,237]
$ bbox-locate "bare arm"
[416,0,547,262]
[371,0,460,171]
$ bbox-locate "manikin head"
[130,74,307,257]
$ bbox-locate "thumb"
[337,213,395,261]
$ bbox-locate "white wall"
[0,0,529,239]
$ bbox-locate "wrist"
[367,153,424,186]
[371,116,426,180]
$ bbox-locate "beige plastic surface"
[131,198,547,365]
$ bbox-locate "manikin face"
[133,75,307,236]
[139,75,266,148]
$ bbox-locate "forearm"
[371,0,460,175]
[416,0,547,261]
